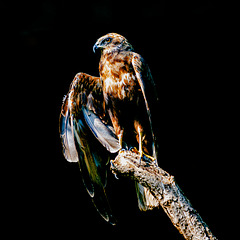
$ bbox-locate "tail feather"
[135,182,159,211]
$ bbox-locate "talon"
[138,149,156,164]
[129,147,138,154]
[113,172,119,180]
[119,148,126,154]
[142,152,156,162]
[143,153,156,161]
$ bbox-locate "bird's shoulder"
[70,72,102,94]
[102,50,147,72]
[66,72,106,119]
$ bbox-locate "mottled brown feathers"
[95,33,159,211]
[67,72,107,122]
[59,33,159,223]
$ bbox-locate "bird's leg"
[138,129,143,164]
[137,127,156,163]
[118,130,125,152]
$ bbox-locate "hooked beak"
[93,43,99,53]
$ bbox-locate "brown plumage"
[60,33,159,224]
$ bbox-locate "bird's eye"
[105,37,111,43]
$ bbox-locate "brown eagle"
[60,33,159,224]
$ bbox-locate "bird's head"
[93,33,134,54]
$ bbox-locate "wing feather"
[59,95,78,162]
[82,107,121,153]
[132,53,159,159]
[59,72,117,224]
[73,113,116,224]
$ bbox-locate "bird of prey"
[59,33,159,225]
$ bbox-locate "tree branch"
[110,150,217,240]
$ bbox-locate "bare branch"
[110,150,217,240]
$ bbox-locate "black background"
[3,1,234,239]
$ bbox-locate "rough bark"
[110,150,217,240]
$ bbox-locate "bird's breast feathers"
[100,52,138,100]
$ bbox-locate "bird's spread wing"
[59,73,120,224]
[132,53,159,159]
